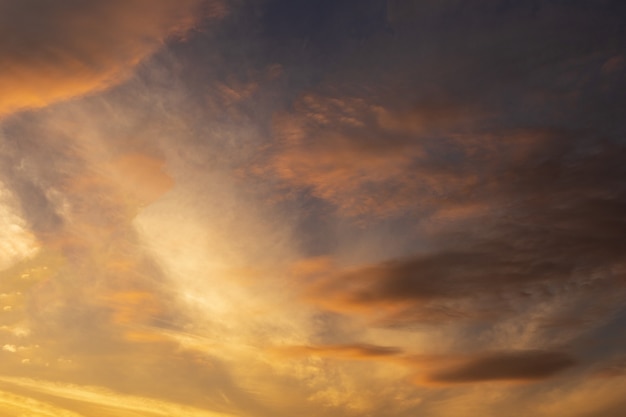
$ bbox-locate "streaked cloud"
[274,342,403,360]
[0,0,224,117]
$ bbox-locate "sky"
[0,1,625,416]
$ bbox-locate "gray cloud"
[425,350,576,384]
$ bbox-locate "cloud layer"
[0,1,624,417]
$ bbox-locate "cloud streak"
[274,343,403,360]
[0,0,223,117]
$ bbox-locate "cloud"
[0,389,85,417]
[272,344,576,386]
[254,8,626,399]
[268,93,480,218]
[0,377,236,417]
[296,129,626,325]
[274,343,403,360]
[265,0,626,221]
[593,356,626,379]
[0,2,624,416]
[107,153,175,208]
[0,0,224,117]
[420,350,576,384]
[0,181,39,271]
[531,371,626,417]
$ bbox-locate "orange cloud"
[110,153,175,207]
[268,95,425,217]
[0,0,224,117]
[266,92,500,219]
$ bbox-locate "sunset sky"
[1,1,625,416]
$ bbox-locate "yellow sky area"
[130,161,314,338]
[0,377,237,417]
[125,182,404,416]
[134,206,317,354]
[0,182,40,272]
[0,388,84,417]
